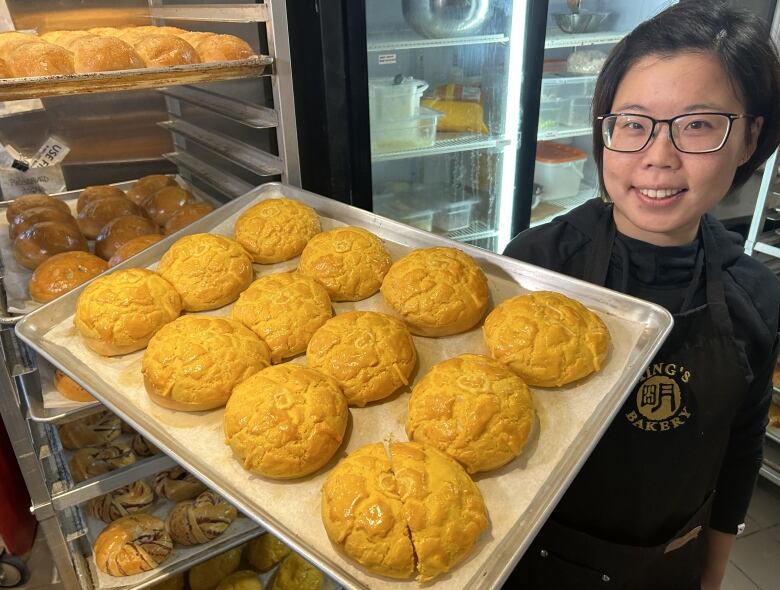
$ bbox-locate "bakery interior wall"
[0,0,276,194]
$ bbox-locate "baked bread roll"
[307,311,416,406]
[108,234,164,267]
[13,221,88,270]
[126,175,176,206]
[321,441,488,582]
[75,268,182,356]
[86,27,123,37]
[54,369,95,402]
[9,205,76,241]
[0,33,43,59]
[483,291,610,387]
[166,490,237,545]
[380,246,489,337]
[29,251,107,303]
[246,533,290,572]
[298,226,391,301]
[270,554,323,590]
[7,42,74,77]
[93,514,173,576]
[142,315,270,411]
[133,34,200,67]
[231,272,332,363]
[234,198,320,263]
[157,233,253,311]
[193,34,255,62]
[224,364,348,479]
[95,214,158,260]
[77,195,143,240]
[69,443,136,482]
[164,202,214,235]
[57,410,120,450]
[142,186,194,226]
[216,571,261,590]
[150,573,184,590]
[6,193,70,223]
[407,354,535,473]
[0,57,10,78]
[40,30,94,49]
[153,467,207,502]
[71,36,144,72]
[88,481,155,523]
[131,433,158,457]
[188,547,242,590]
[76,185,126,214]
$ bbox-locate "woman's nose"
[642,122,681,167]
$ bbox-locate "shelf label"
[378,53,397,65]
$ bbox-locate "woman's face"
[603,52,761,246]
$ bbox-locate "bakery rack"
[0,1,312,589]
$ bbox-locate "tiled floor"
[8,476,780,589]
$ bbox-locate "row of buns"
[0,26,255,79]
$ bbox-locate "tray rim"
[14,181,674,590]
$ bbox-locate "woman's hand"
[700,528,735,590]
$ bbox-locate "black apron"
[505,212,753,589]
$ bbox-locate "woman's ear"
[742,115,764,165]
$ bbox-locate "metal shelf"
[367,30,508,52]
[537,125,592,141]
[447,220,498,242]
[545,29,629,49]
[159,86,278,129]
[149,3,268,22]
[372,134,508,162]
[761,436,780,485]
[164,151,253,199]
[530,184,598,227]
[768,424,780,445]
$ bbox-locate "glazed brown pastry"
[69,443,136,482]
[70,36,143,73]
[131,433,159,458]
[40,30,94,50]
[246,533,290,572]
[108,234,164,267]
[163,202,214,235]
[77,196,143,239]
[126,175,176,206]
[153,467,207,502]
[165,490,237,545]
[53,369,95,402]
[5,193,70,223]
[7,42,74,77]
[94,214,159,260]
[76,185,126,213]
[142,186,194,226]
[29,251,107,303]
[13,221,88,270]
[194,34,255,62]
[57,410,120,450]
[93,514,173,576]
[88,481,155,523]
[133,35,200,67]
[9,205,76,241]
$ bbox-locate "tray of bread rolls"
[15,182,673,590]
[0,27,272,101]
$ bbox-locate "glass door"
[364,0,528,252]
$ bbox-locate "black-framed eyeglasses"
[597,112,753,154]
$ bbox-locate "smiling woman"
[502,3,780,590]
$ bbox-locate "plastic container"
[371,107,440,153]
[534,141,587,201]
[374,191,435,232]
[564,96,593,126]
[538,98,567,132]
[368,77,429,122]
[433,198,480,231]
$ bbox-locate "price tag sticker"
[378,53,397,65]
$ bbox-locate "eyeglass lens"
[602,114,732,153]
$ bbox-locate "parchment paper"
[39,191,646,589]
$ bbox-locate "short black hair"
[592,0,780,197]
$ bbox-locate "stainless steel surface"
[402,0,491,38]
[15,182,673,590]
[164,151,254,198]
[149,3,269,23]
[17,362,101,423]
[553,10,611,34]
[159,86,278,129]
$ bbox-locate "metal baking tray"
[15,182,673,590]
[0,56,272,101]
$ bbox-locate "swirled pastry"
[483,291,610,387]
[69,443,136,482]
[298,226,391,301]
[153,467,207,502]
[93,514,172,576]
[57,410,120,450]
[166,490,237,546]
[224,364,348,479]
[406,354,535,473]
[131,433,159,457]
[380,246,489,337]
[306,311,416,406]
[88,481,155,523]
[231,272,332,363]
[246,533,290,572]
[234,198,320,263]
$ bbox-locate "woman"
[503,3,780,589]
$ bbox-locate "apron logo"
[625,362,692,432]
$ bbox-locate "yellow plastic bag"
[421,98,489,135]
